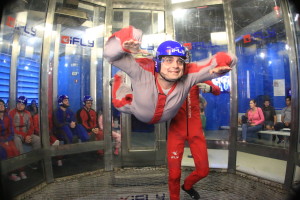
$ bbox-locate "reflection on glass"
[50,2,105,145]
[174,5,229,141]
[232,0,291,147]
[111,10,164,150]
[0,0,48,156]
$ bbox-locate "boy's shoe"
[181,185,200,199]
[9,173,21,182]
[20,171,27,179]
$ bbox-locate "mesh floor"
[20,167,290,200]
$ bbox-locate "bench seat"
[257,130,290,136]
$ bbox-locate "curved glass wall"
[0,0,299,198]
[231,0,293,184]
[174,4,230,141]
[111,9,166,166]
[0,0,48,197]
[47,0,106,178]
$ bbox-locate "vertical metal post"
[52,24,61,111]
[9,31,20,109]
[90,6,100,110]
[164,0,174,38]
[223,0,238,173]
[40,0,56,183]
[280,0,299,189]
[103,0,113,171]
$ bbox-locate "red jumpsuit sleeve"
[214,52,236,68]
[185,52,237,86]
[33,114,39,135]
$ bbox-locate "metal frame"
[110,6,167,167]
[223,0,238,174]
[103,0,114,171]
[40,0,56,183]
[280,0,300,188]
[1,0,299,197]
[9,31,20,109]
[171,0,222,10]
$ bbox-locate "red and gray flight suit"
[9,108,41,154]
[104,26,236,124]
[168,81,220,200]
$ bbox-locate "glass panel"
[288,0,300,187]
[0,0,47,197]
[51,1,105,144]
[0,0,47,152]
[290,2,300,153]
[48,1,105,176]
[232,0,291,148]
[111,10,164,151]
[174,5,230,141]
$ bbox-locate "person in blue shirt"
[53,95,89,144]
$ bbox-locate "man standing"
[274,96,291,144]
[53,95,89,144]
[168,85,207,200]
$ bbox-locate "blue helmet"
[155,40,187,72]
[83,95,93,105]
[57,95,69,106]
[17,96,27,105]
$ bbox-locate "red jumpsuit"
[168,81,220,200]
[0,113,20,159]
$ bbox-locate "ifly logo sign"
[61,35,94,47]
[5,16,37,36]
[166,47,185,55]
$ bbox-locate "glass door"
[47,0,106,177]
[111,9,167,167]
[172,3,231,169]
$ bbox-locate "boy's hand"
[123,39,148,54]
[209,66,232,74]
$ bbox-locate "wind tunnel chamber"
[0,0,300,199]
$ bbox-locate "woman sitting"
[241,99,265,142]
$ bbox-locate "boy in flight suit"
[104,26,236,124]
